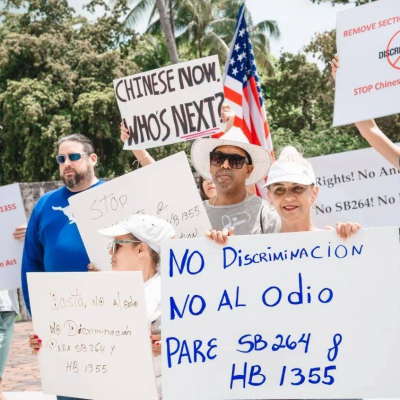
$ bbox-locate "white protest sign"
[69,152,211,271]
[308,145,400,228]
[114,55,225,150]
[162,227,400,399]
[0,183,27,290]
[28,271,158,400]
[334,0,400,126]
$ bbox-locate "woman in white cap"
[264,146,361,239]
[30,214,175,399]
[332,54,400,169]
[96,214,175,397]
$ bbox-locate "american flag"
[220,4,274,196]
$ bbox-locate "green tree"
[121,0,280,75]
[265,29,400,157]
[0,0,140,184]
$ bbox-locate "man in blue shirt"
[22,133,103,400]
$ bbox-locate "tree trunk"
[169,0,175,37]
[155,0,179,64]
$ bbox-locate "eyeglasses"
[209,151,251,169]
[56,153,87,164]
[111,239,141,255]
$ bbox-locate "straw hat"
[191,127,272,186]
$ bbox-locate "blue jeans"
[0,311,15,378]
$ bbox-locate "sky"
[68,0,355,58]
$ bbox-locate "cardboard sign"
[114,55,225,150]
[28,272,158,400]
[334,0,400,126]
[69,152,211,271]
[162,228,400,399]
[308,145,400,228]
[0,183,27,290]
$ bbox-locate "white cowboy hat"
[98,214,175,254]
[191,127,272,186]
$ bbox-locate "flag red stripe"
[224,86,242,106]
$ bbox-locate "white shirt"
[0,289,20,314]
[144,273,162,389]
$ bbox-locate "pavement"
[2,321,55,399]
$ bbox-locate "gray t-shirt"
[0,289,20,314]
[204,194,280,235]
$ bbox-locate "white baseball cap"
[98,214,175,253]
[262,147,316,188]
[263,160,316,188]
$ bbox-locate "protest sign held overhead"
[69,152,211,271]
[0,183,27,290]
[114,55,225,150]
[28,272,158,400]
[309,145,400,228]
[162,228,400,399]
[334,0,400,126]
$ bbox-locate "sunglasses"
[56,153,87,164]
[210,151,251,169]
[111,239,141,255]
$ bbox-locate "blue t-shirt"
[22,181,104,314]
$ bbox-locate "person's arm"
[21,208,45,316]
[13,225,27,241]
[331,54,400,168]
[120,122,156,166]
[221,103,235,132]
[354,120,400,168]
[325,222,361,240]
[206,227,235,245]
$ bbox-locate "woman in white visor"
[97,214,175,398]
[263,146,361,238]
[30,214,175,399]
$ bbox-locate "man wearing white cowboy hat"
[191,126,280,244]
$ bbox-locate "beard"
[62,165,94,188]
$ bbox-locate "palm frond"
[253,19,281,39]
[124,0,155,29]
[146,2,159,29]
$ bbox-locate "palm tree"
[113,0,179,63]
[170,0,280,74]
[119,0,280,74]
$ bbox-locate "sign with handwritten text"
[28,272,158,400]
[69,152,211,271]
[0,183,27,290]
[162,227,400,398]
[114,55,225,150]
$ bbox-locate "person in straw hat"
[191,126,281,244]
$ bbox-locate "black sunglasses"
[56,153,87,165]
[210,151,251,169]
